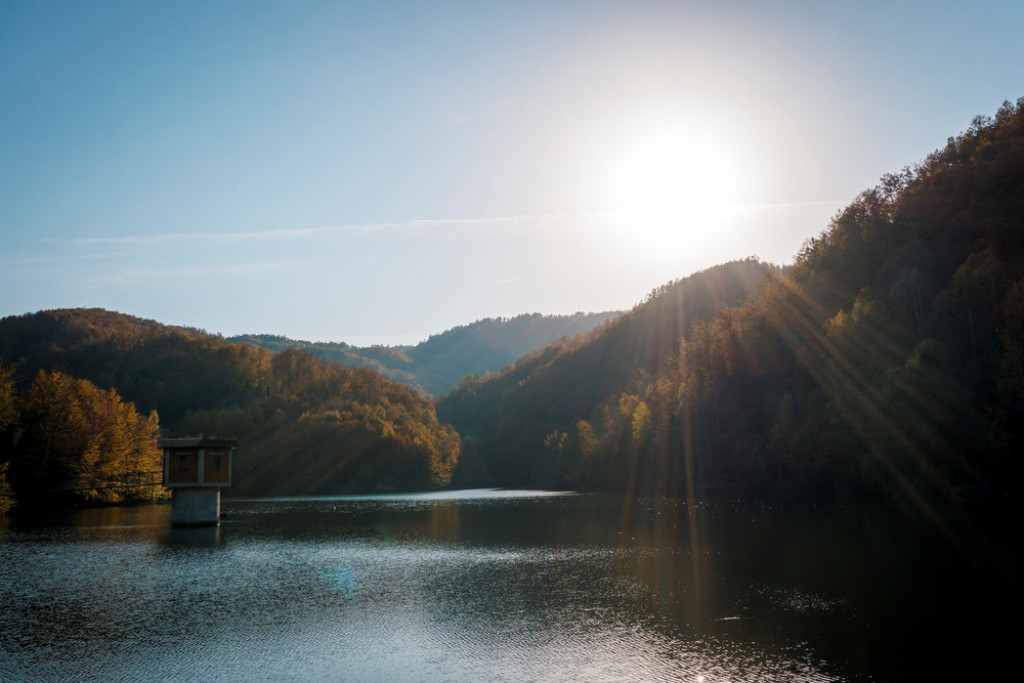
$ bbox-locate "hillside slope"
[231,311,621,395]
[439,99,1024,513]
[0,309,460,498]
[437,259,772,488]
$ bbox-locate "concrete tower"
[159,437,237,526]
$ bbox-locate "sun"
[610,127,732,215]
[601,122,745,259]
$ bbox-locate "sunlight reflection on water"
[0,491,854,682]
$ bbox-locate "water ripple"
[1,497,858,682]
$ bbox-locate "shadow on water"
[159,524,224,548]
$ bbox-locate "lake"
[0,490,1016,681]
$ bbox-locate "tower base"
[171,488,221,526]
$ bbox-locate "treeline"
[0,310,461,507]
[231,311,621,396]
[440,99,1024,513]
[0,363,162,510]
[227,334,422,390]
[0,309,265,427]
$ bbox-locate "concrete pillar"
[170,487,221,526]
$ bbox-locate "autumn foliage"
[2,367,162,507]
[0,313,461,507]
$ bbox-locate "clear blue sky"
[2,0,1021,344]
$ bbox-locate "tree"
[0,361,16,512]
[8,370,163,506]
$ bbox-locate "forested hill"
[4,99,1024,518]
[0,309,460,504]
[437,259,773,488]
[439,99,1024,514]
[230,311,621,396]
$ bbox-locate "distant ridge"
[229,311,621,395]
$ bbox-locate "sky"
[2,0,1022,345]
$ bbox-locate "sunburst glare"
[600,117,750,260]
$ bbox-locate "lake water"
[0,490,1016,681]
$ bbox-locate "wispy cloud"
[48,223,381,247]
[44,215,539,247]
[79,260,307,285]
[0,251,132,266]
[489,276,520,286]
[40,201,847,252]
